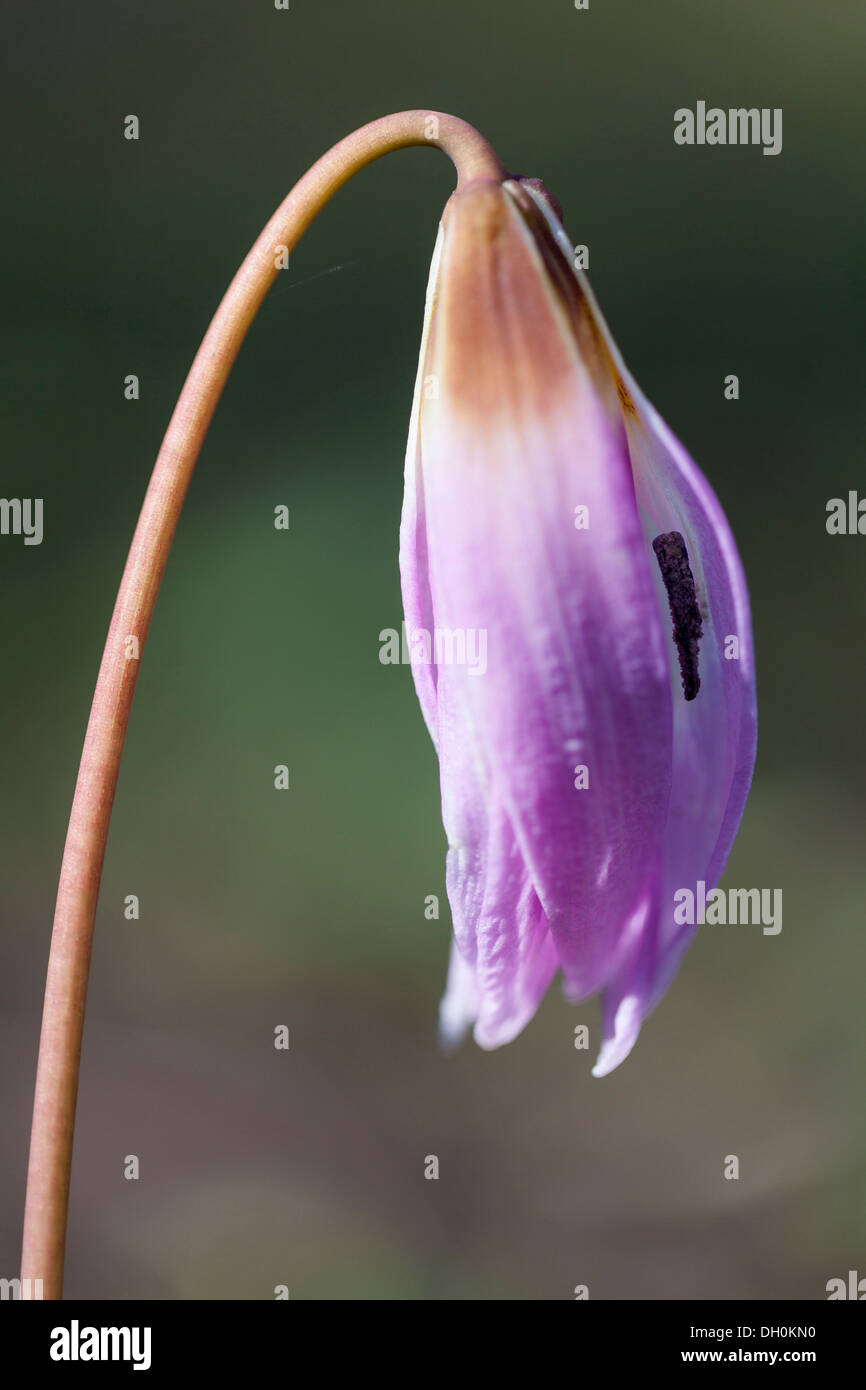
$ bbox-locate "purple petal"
[399,228,444,745]
[520,182,757,1068]
[402,181,676,1047]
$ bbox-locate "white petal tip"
[591,995,643,1078]
[437,1003,471,1055]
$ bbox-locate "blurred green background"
[2,0,864,1298]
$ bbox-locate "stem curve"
[20,110,506,1298]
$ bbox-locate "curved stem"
[20,110,506,1298]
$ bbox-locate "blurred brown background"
[1,0,864,1298]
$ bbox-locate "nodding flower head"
[399,174,757,1075]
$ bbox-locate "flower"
[399,174,757,1075]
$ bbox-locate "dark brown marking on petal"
[652,531,702,700]
[503,182,623,419]
[616,377,637,417]
[507,183,620,404]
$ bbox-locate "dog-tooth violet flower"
[400,175,757,1074]
[22,114,755,1299]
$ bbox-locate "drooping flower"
[399,174,757,1075]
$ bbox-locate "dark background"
[1,0,864,1298]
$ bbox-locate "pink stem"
[20,110,505,1298]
